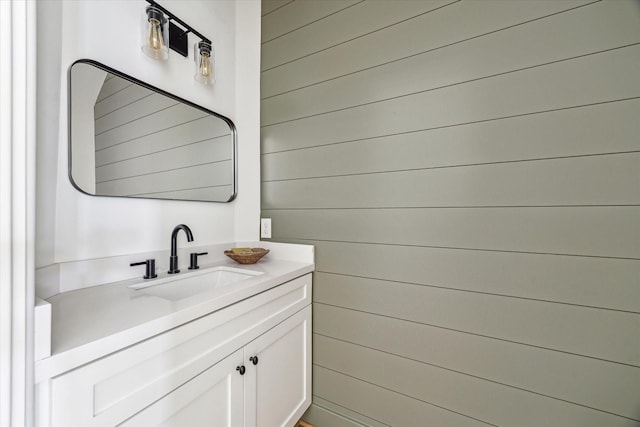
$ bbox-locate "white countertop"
[35,243,314,381]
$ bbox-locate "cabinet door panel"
[120,349,244,427]
[246,307,312,427]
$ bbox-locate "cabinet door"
[120,349,244,427]
[245,306,312,427]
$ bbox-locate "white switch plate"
[261,218,272,239]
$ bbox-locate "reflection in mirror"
[69,60,236,202]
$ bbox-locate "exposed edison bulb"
[147,18,164,51]
[142,6,169,60]
[194,41,214,85]
[199,52,212,77]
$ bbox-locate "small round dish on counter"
[224,247,270,264]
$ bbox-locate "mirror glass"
[69,60,236,202]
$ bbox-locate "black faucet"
[168,224,194,274]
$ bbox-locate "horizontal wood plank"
[262,153,640,209]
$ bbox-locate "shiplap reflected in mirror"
[69,60,236,202]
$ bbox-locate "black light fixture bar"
[146,0,211,57]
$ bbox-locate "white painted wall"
[36,1,261,275]
[234,0,262,242]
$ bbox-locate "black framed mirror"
[69,59,237,202]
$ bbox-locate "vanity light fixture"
[141,0,214,85]
[194,41,214,85]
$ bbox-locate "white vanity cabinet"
[122,307,312,427]
[39,273,312,427]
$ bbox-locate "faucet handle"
[188,252,208,270]
[130,259,158,279]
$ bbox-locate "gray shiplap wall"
[260,1,640,426]
[94,73,233,200]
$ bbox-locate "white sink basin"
[127,266,263,301]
